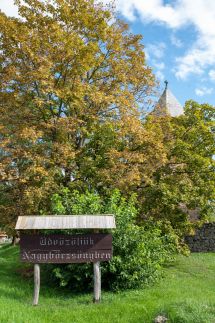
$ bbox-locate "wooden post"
[93,229,101,303]
[93,261,101,303]
[33,264,40,306]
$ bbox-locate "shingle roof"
[152,81,184,117]
[15,215,116,230]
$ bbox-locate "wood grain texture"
[15,215,116,230]
[33,264,40,306]
[93,261,101,303]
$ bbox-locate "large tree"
[0,0,161,232]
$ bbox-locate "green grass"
[0,244,215,323]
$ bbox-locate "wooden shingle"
[15,215,116,230]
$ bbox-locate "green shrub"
[49,189,177,291]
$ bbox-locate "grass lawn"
[0,244,215,323]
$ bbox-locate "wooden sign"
[16,215,116,305]
[20,233,112,263]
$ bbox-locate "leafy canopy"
[0,0,157,231]
[142,100,215,232]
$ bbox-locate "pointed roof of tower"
[152,81,184,117]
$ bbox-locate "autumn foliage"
[0,0,158,231]
[0,1,214,237]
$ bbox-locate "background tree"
[141,101,215,234]
[0,0,160,232]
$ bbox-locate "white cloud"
[170,34,183,48]
[145,43,166,81]
[0,0,19,17]
[115,0,215,80]
[145,42,166,59]
[195,87,213,97]
[154,61,165,70]
[152,60,165,81]
[116,0,187,28]
[209,69,215,81]
[175,34,215,79]
[155,70,165,81]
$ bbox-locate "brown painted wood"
[20,233,112,264]
[21,249,112,263]
[20,233,112,250]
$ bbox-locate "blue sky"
[114,0,215,107]
[1,0,215,107]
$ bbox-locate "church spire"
[152,81,183,117]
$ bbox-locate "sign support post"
[33,264,40,306]
[93,261,101,303]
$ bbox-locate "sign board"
[20,233,112,263]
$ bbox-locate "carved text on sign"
[20,233,112,263]
[39,236,94,247]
